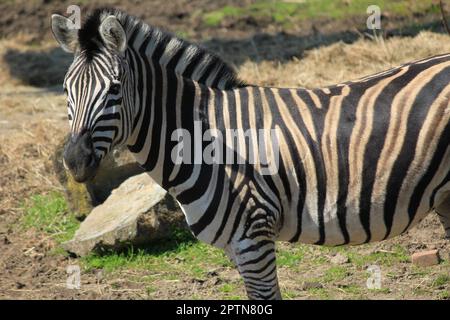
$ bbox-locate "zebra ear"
[99,15,127,54]
[51,14,79,53]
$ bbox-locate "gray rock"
[63,173,187,256]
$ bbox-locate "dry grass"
[0,36,68,218]
[0,122,66,216]
[238,31,450,88]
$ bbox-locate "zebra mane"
[77,8,245,89]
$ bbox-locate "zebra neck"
[125,54,218,193]
[122,24,245,192]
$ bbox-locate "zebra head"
[51,13,129,182]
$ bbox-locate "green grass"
[433,274,450,288]
[82,227,232,279]
[306,287,331,299]
[203,5,243,26]
[219,283,236,293]
[438,290,450,300]
[21,192,79,243]
[224,295,243,300]
[277,245,306,268]
[323,266,349,282]
[338,284,363,295]
[282,289,300,300]
[369,287,391,294]
[174,30,193,40]
[276,242,409,272]
[342,245,409,267]
[146,285,157,295]
[202,0,438,27]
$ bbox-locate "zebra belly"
[279,200,432,246]
[278,146,450,246]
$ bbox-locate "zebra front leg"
[435,195,450,239]
[230,239,282,300]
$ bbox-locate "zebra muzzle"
[63,129,99,183]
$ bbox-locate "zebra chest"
[173,178,283,248]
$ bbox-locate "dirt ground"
[0,0,441,40]
[0,1,449,300]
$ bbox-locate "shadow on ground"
[3,47,72,89]
[92,226,198,258]
[202,20,446,66]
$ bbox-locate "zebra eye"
[109,83,121,94]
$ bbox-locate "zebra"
[51,8,450,300]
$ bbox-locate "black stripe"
[243,265,277,282]
[334,83,367,244]
[182,50,204,79]
[92,113,121,128]
[197,60,217,84]
[241,257,276,275]
[92,136,112,143]
[405,123,450,232]
[176,87,214,204]
[240,248,275,267]
[245,284,274,293]
[263,88,292,203]
[276,89,309,242]
[168,80,197,187]
[188,162,225,236]
[161,47,186,188]
[358,61,440,243]
[239,240,273,255]
[140,36,172,172]
[429,170,450,209]
[127,34,153,153]
[383,66,450,239]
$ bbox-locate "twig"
[8,289,43,292]
[440,0,450,36]
[20,125,36,138]
[376,249,396,254]
[23,247,36,255]
[109,288,143,292]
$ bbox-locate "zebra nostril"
[79,127,89,136]
[79,130,94,154]
[82,141,93,155]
